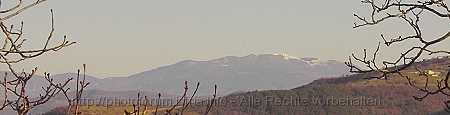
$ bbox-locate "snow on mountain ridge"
[269,54,332,66]
[306,58,329,66]
[167,54,337,69]
[272,53,300,60]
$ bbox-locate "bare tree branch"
[347,0,450,79]
[349,0,450,112]
[0,0,77,114]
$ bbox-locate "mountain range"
[4,54,351,97]
[0,53,351,114]
[71,54,351,96]
[40,56,450,115]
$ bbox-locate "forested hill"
[186,57,450,115]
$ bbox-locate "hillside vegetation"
[44,57,450,114]
[186,57,450,114]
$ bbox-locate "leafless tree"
[346,0,450,111]
[0,0,76,115]
[57,64,89,115]
[124,81,217,115]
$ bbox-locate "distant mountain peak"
[248,53,302,60]
[303,58,328,66]
[96,54,350,96]
[300,57,319,61]
[248,54,333,66]
[271,53,300,60]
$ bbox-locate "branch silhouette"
[347,0,450,112]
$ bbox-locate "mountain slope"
[186,57,450,115]
[92,54,350,96]
[1,54,350,98]
[0,54,351,114]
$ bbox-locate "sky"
[0,0,449,79]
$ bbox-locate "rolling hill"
[184,56,450,114]
[1,53,351,114]
[43,56,450,115]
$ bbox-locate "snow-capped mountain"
[87,54,351,96]
[2,54,351,98]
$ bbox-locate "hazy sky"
[1,1,449,78]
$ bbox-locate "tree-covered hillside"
[187,57,450,115]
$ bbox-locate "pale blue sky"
[1,1,449,78]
